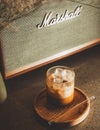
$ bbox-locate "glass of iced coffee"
[46,66,75,106]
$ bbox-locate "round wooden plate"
[34,87,90,126]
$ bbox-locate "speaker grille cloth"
[1,0,100,74]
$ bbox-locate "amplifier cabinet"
[0,0,100,79]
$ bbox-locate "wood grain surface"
[34,87,90,126]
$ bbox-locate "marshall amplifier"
[0,0,100,79]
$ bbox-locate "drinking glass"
[46,66,75,105]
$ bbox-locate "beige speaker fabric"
[0,0,100,76]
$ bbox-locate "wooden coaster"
[34,87,90,126]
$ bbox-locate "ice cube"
[53,82,63,89]
[62,69,67,76]
[63,88,72,97]
[63,82,73,89]
[53,77,63,83]
[54,68,63,78]
[67,71,74,81]
[62,87,73,97]
[61,69,68,81]
[53,77,63,89]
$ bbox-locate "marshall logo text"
[37,6,82,29]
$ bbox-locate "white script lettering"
[37,6,82,29]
